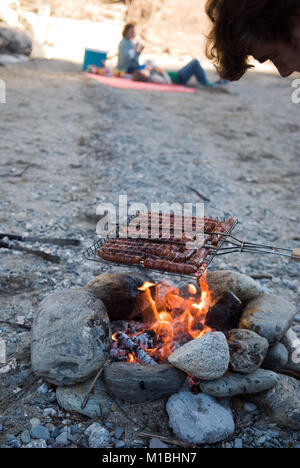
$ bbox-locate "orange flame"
[112,332,118,342]
[135,273,215,362]
[138,282,156,292]
[128,353,135,363]
[188,284,197,295]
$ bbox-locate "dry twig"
[0,320,31,331]
[139,431,197,448]
[81,365,106,409]
[187,185,211,202]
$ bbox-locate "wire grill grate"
[84,215,238,279]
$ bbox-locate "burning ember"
[111,274,216,364]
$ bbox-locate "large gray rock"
[168,332,229,380]
[227,329,269,374]
[262,343,289,372]
[56,377,112,418]
[86,272,151,321]
[281,328,300,373]
[200,369,279,397]
[103,362,186,403]
[166,391,235,445]
[249,374,300,430]
[31,289,111,386]
[0,27,32,56]
[206,270,261,305]
[238,295,296,343]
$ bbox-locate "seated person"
[117,23,144,74]
[133,59,227,87]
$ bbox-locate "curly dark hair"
[205,0,300,80]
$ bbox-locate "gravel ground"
[0,59,299,448]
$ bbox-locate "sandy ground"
[0,59,299,448]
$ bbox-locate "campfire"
[111,275,215,364]
[31,268,299,445]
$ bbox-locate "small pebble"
[43,408,56,417]
[7,437,22,448]
[62,419,72,425]
[37,384,49,394]
[85,423,111,448]
[30,425,50,441]
[244,403,257,413]
[51,427,60,438]
[47,392,57,403]
[45,423,55,432]
[25,440,47,448]
[149,437,168,449]
[257,436,266,445]
[56,431,68,446]
[234,438,243,449]
[30,418,41,427]
[70,424,78,435]
[20,430,31,445]
[114,427,124,439]
[115,440,126,448]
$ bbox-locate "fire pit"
[109,276,221,365]
[31,268,299,443]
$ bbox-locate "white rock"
[38,383,48,394]
[30,418,41,427]
[166,391,235,444]
[25,440,47,448]
[168,332,229,380]
[281,329,300,372]
[84,423,111,448]
[43,408,56,417]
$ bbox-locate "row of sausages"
[97,217,236,275]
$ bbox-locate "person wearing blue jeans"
[178,59,211,86]
[132,59,228,87]
[176,59,227,87]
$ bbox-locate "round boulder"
[238,295,296,343]
[31,289,111,386]
[0,27,32,56]
[227,329,269,374]
[249,374,300,430]
[86,273,152,321]
[262,343,289,372]
[168,332,230,381]
[206,270,261,305]
[166,391,235,445]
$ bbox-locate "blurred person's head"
[132,70,150,82]
[123,23,136,40]
[205,0,300,80]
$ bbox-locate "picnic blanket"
[84,72,197,94]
